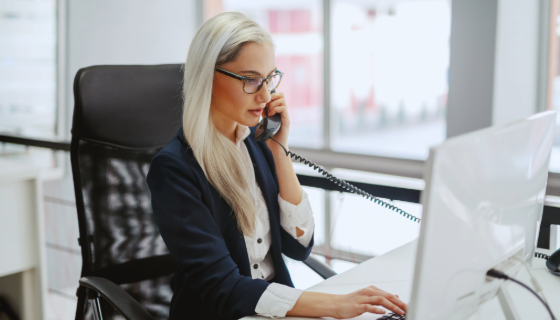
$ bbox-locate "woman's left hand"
[263,91,290,150]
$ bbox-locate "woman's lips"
[248,109,263,117]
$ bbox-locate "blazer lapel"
[243,138,282,256]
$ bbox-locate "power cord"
[486,269,555,320]
[511,255,549,305]
[270,137,421,223]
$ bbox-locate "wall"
[492,0,542,126]
[62,0,198,139]
[446,0,545,138]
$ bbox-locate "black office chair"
[70,64,335,320]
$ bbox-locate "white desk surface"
[243,240,560,320]
[0,158,41,183]
[0,158,47,319]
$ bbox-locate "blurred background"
[0,0,558,319]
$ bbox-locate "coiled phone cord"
[535,252,550,260]
[270,137,422,223]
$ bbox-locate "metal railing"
[0,133,70,152]
[1,133,557,261]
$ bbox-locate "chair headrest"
[72,64,184,149]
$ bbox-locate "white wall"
[447,0,546,137]
[492,0,542,126]
[446,0,497,138]
[61,0,199,139]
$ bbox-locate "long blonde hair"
[181,12,274,236]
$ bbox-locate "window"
[329,191,422,257]
[0,0,57,138]
[205,0,450,159]
[205,0,325,149]
[330,0,450,160]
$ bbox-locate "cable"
[512,255,549,305]
[487,269,555,320]
[507,278,554,320]
[535,252,550,260]
[270,137,421,223]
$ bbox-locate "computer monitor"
[407,111,556,320]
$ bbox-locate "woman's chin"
[240,117,261,128]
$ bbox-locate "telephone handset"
[255,90,282,143]
[255,90,421,223]
[535,248,560,276]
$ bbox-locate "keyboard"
[378,313,406,319]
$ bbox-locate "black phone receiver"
[255,89,281,142]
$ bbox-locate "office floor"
[46,287,77,320]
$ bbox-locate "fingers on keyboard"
[378,312,406,320]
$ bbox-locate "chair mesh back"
[76,140,172,319]
[71,64,183,320]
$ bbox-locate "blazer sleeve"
[147,152,270,319]
[279,227,315,261]
[255,140,315,262]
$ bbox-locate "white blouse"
[234,124,315,318]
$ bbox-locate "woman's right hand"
[286,285,407,319]
[331,286,407,319]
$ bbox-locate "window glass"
[330,0,450,160]
[548,0,560,172]
[0,0,57,137]
[284,254,357,289]
[330,191,422,257]
[204,0,325,149]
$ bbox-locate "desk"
[0,159,47,319]
[244,240,560,320]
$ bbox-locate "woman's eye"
[245,78,260,84]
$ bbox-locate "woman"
[147,12,407,320]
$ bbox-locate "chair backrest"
[71,64,183,319]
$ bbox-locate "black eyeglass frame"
[215,67,284,94]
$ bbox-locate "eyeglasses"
[215,68,283,94]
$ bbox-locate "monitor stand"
[497,285,522,320]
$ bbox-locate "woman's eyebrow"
[239,68,277,77]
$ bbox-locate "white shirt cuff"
[255,283,304,318]
[278,189,314,247]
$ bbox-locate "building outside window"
[330,0,449,160]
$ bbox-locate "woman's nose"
[257,86,271,104]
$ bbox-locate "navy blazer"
[146,126,314,320]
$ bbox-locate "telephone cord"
[270,137,421,223]
[535,252,550,260]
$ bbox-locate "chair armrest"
[89,253,176,285]
[303,255,337,279]
[79,276,156,320]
